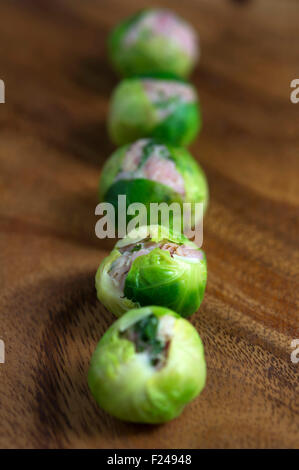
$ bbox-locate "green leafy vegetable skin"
[124,246,207,317]
[108,10,197,78]
[95,225,207,318]
[95,249,136,317]
[98,139,209,231]
[108,77,201,146]
[88,306,206,423]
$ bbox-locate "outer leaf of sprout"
[168,146,209,215]
[108,78,201,146]
[152,102,201,146]
[108,79,158,145]
[108,10,196,78]
[88,306,206,423]
[98,146,128,201]
[124,247,207,317]
[95,250,137,317]
[116,224,194,249]
[99,141,209,233]
[104,178,184,229]
[94,225,207,318]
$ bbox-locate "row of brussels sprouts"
[88,9,208,424]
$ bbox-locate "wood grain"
[0,0,298,449]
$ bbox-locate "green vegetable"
[108,76,201,146]
[96,225,207,317]
[88,306,206,423]
[99,138,208,232]
[108,9,199,78]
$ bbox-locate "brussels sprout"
[108,9,199,78]
[96,225,207,317]
[99,138,208,231]
[88,306,206,423]
[108,75,201,146]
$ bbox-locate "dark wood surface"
[0,0,298,448]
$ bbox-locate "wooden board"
[0,0,298,449]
